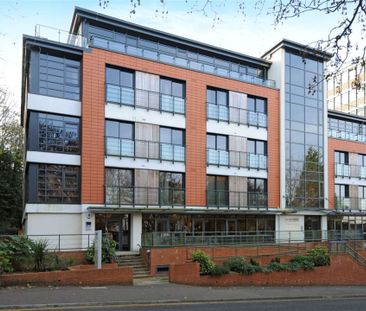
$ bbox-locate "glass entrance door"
[305,215,321,241]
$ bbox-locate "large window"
[247,139,267,169]
[247,96,267,127]
[28,112,80,154]
[105,168,133,205]
[207,88,229,121]
[105,120,134,157]
[27,164,80,203]
[38,52,81,100]
[106,67,134,105]
[160,77,185,113]
[334,151,349,164]
[335,184,350,210]
[159,172,185,205]
[160,127,185,161]
[248,178,268,207]
[207,175,228,207]
[328,116,366,142]
[206,134,228,165]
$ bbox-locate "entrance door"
[105,214,130,251]
[304,216,321,241]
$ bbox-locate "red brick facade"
[328,138,366,208]
[81,48,280,207]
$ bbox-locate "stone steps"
[115,254,150,278]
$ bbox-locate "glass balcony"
[207,103,267,128]
[105,186,185,207]
[334,197,366,211]
[335,163,366,179]
[106,85,186,115]
[105,137,185,163]
[207,190,268,209]
[206,149,267,170]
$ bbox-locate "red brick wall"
[328,138,366,208]
[170,255,366,286]
[81,48,280,206]
[0,266,133,287]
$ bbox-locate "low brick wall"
[145,243,326,275]
[0,265,133,287]
[170,255,366,286]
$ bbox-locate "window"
[248,139,267,155]
[247,96,267,114]
[359,154,366,166]
[27,164,80,203]
[105,120,134,156]
[160,77,185,98]
[207,175,228,206]
[160,127,185,162]
[28,112,80,154]
[106,67,134,105]
[38,52,81,100]
[105,168,133,205]
[207,88,228,106]
[335,151,349,164]
[160,172,185,205]
[206,134,228,150]
[248,178,268,208]
[335,184,349,198]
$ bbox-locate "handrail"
[206,148,267,169]
[345,244,366,267]
[328,128,366,143]
[106,84,186,115]
[334,196,366,211]
[334,163,366,179]
[207,103,268,128]
[105,186,185,207]
[206,190,268,209]
[105,137,185,163]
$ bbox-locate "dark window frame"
[206,133,228,151]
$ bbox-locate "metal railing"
[206,149,267,169]
[26,234,95,251]
[34,24,88,48]
[105,186,185,207]
[141,230,366,247]
[334,196,366,211]
[206,190,268,210]
[328,128,366,143]
[106,85,186,115]
[334,163,366,179]
[90,35,276,89]
[207,103,268,128]
[105,137,185,162]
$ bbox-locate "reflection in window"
[105,168,133,205]
[160,172,185,205]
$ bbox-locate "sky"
[0,0,343,111]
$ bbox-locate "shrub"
[45,253,74,271]
[250,258,260,266]
[307,247,330,266]
[86,236,117,264]
[290,255,315,271]
[0,249,13,273]
[30,239,48,272]
[282,262,301,272]
[209,264,230,276]
[263,261,284,272]
[191,250,215,275]
[224,256,261,275]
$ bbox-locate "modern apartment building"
[21,7,365,252]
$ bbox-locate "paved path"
[1,284,366,309]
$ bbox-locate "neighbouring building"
[21,7,366,252]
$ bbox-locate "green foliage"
[30,239,48,272]
[249,258,260,266]
[86,236,117,264]
[282,262,301,272]
[45,253,74,271]
[306,246,330,266]
[192,250,215,275]
[290,255,315,270]
[263,261,284,272]
[224,256,261,275]
[0,249,13,273]
[209,264,230,276]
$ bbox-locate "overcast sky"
[0,0,342,110]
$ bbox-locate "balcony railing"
[105,137,185,163]
[334,196,366,211]
[334,163,366,179]
[106,85,185,115]
[206,149,267,169]
[141,230,366,247]
[105,186,185,207]
[34,24,88,48]
[328,128,366,143]
[206,190,268,210]
[207,103,267,128]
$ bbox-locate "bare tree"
[100,0,366,76]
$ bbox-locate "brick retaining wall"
[169,254,366,286]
